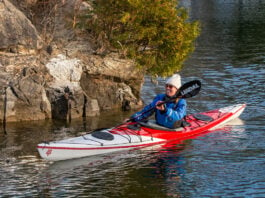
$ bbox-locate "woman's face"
[165,84,178,97]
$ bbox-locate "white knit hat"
[166,74,181,89]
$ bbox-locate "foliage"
[82,0,200,77]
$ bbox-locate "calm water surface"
[1,1,265,197]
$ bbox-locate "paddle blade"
[176,80,201,98]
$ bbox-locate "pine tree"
[82,0,200,77]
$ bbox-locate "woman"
[130,74,187,129]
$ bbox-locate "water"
[1,0,265,197]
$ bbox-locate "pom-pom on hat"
[166,74,181,89]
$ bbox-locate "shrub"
[82,0,200,77]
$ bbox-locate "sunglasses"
[165,84,174,89]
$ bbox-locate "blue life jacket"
[131,94,187,129]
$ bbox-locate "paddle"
[159,79,201,104]
[128,79,201,122]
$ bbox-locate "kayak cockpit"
[138,120,184,132]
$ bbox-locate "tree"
[82,0,200,77]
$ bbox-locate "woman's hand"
[123,118,131,122]
[156,101,165,111]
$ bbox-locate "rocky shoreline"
[0,0,143,123]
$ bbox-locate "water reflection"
[37,150,168,197]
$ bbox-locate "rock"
[0,0,145,123]
[0,0,42,53]
[45,54,83,89]
[0,66,51,122]
[44,54,85,120]
[44,53,143,120]
[85,98,100,117]
[80,53,144,111]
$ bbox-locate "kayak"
[37,103,246,161]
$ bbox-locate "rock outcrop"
[0,0,42,53]
[0,0,144,123]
